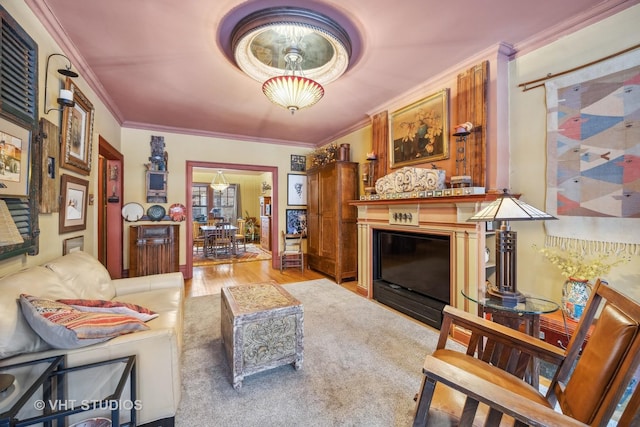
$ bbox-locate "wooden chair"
[280,231,303,272]
[192,222,205,254]
[208,217,224,226]
[413,279,640,427]
[209,222,234,258]
[235,219,247,252]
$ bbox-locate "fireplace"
[372,230,451,329]
[352,196,489,329]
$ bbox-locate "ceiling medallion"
[231,7,352,113]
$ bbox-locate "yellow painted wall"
[509,5,640,301]
[0,0,121,277]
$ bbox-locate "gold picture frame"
[389,89,449,168]
[59,174,89,234]
[61,78,94,175]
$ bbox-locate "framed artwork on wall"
[59,174,89,234]
[61,78,94,175]
[389,88,449,168]
[290,154,306,172]
[286,209,307,237]
[287,174,307,206]
[0,117,31,196]
[63,235,84,255]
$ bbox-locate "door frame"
[185,161,279,278]
[98,136,123,278]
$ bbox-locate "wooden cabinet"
[259,196,272,251]
[307,161,358,283]
[260,216,271,251]
[129,224,179,277]
[260,196,271,216]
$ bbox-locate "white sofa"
[0,251,184,426]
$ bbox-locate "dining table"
[200,224,239,258]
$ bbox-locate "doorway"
[185,161,278,279]
[98,136,123,278]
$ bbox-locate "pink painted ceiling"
[28,0,635,147]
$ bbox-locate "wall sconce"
[44,53,79,114]
[451,122,474,187]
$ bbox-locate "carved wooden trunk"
[128,224,179,277]
[221,283,304,390]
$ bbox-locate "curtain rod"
[518,43,640,92]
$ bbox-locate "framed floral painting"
[389,89,449,168]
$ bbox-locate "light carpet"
[192,243,271,266]
[176,278,449,427]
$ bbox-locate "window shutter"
[0,9,37,127]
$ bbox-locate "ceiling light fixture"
[210,170,229,192]
[43,53,79,114]
[261,47,324,114]
[230,7,352,113]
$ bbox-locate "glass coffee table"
[461,290,560,388]
[0,355,136,427]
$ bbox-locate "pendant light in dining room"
[210,170,229,192]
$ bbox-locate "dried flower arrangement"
[536,245,630,281]
[310,143,338,168]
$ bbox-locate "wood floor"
[185,259,357,297]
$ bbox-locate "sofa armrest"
[112,272,184,296]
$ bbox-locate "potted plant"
[537,246,630,320]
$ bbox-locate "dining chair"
[235,219,247,252]
[192,222,205,254]
[413,278,640,427]
[280,231,303,272]
[208,217,224,226]
[211,222,234,258]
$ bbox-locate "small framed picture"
[286,209,307,237]
[63,235,84,255]
[290,154,306,172]
[486,221,496,232]
[59,174,89,234]
[287,174,307,206]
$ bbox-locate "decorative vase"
[562,277,592,321]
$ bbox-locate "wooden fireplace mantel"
[351,194,491,316]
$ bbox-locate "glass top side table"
[461,290,560,315]
[0,355,65,425]
[461,290,560,389]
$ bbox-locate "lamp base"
[487,287,526,307]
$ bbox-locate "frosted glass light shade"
[262,75,324,113]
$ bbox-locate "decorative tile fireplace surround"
[352,194,492,321]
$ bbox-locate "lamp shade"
[262,75,324,113]
[467,190,557,222]
[210,170,229,192]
